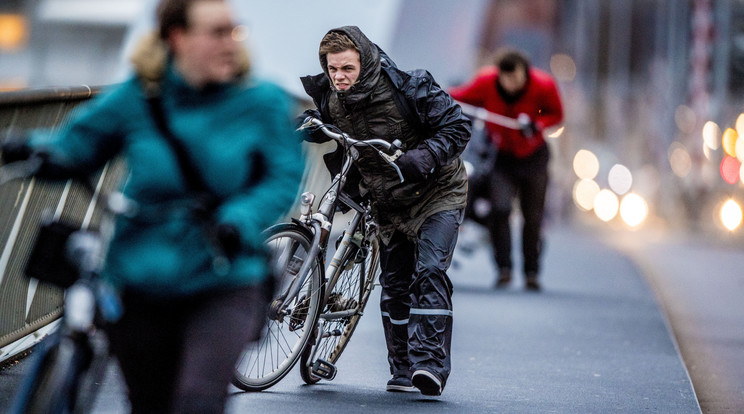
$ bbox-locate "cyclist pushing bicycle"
[298,26,471,396]
[2,0,303,412]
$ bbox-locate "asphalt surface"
[608,223,744,414]
[0,220,706,413]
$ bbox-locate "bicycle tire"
[13,334,93,414]
[232,223,324,391]
[300,236,379,384]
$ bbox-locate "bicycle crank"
[325,292,358,313]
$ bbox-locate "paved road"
[608,224,744,414]
[0,220,703,413]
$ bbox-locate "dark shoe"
[386,374,415,392]
[495,268,512,289]
[412,369,443,396]
[525,274,541,291]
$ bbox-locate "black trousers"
[106,285,266,414]
[378,209,462,388]
[488,145,549,276]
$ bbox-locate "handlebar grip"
[0,155,44,186]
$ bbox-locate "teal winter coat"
[30,66,304,297]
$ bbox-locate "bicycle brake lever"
[379,151,405,183]
[378,149,403,164]
[297,116,321,131]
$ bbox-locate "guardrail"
[0,85,329,367]
[0,86,106,365]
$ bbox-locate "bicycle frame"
[273,118,401,321]
[232,117,400,390]
[275,167,371,321]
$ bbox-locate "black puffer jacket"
[300,26,470,242]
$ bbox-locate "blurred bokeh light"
[232,25,249,42]
[722,128,738,158]
[736,113,744,138]
[593,189,619,222]
[736,132,744,162]
[620,193,649,228]
[720,156,742,184]
[547,126,564,139]
[668,142,692,178]
[573,178,600,211]
[720,198,743,231]
[0,14,27,51]
[703,121,721,150]
[550,54,577,82]
[573,149,599,180]
[608,164,632,195]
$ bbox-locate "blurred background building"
[2,0,744,237]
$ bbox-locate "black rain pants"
[379,209,462,389]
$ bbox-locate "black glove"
[1,134,33,164]
[294,114,311,130]
[215,223,242,260]
[395,146,438,183]
[517,113,538,139]
[295,110,329,143]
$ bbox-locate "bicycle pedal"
[312,358,337,380]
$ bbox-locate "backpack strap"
[144,86,212,196]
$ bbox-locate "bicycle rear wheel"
[233,223,324,391]
[300,236,379,384]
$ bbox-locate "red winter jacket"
[450,66,563,159]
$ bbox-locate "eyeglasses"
[187,23,246,41]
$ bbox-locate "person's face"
[326,49,361,91]
[499,66,528,95]
[170,0,239,87]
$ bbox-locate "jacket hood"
[319,25,382,105]
[130,31,251,87]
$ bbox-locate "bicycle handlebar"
[455,100,524,130]
[299,117,406,183]
[0,155,138,217]
[0,155,43,186]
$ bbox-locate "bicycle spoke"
[232,225,323,391]
[300,236,379,384]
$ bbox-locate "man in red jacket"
[450,48,563,291]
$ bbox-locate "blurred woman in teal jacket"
[2,0,304,412]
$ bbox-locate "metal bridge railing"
[0,85,110,365]
[0,85,331,366]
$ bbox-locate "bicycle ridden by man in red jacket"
[450,48,563,291]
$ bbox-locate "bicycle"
[232,117,405,391]
[2,157,132,414]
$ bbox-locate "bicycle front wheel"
[300,236,380,384]
[233,223,324,391]
[11,333,94,414]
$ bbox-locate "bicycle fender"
[262,221,314,240]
